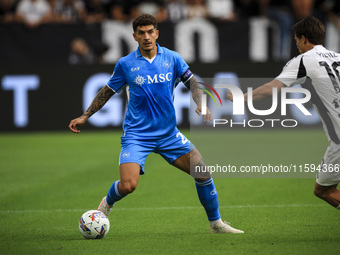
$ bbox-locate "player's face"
[133,25,159,55]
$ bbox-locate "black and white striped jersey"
[276,45,340,144]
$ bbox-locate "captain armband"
[181,69,193,85]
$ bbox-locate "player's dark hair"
[293,16,325,45]
[133,14,158,32]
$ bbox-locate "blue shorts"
[119,130,194,174]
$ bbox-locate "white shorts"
[316,141,340,186]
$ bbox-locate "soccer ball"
[79,210,110,239]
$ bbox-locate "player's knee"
[194,176,211,182]
[314,185,332,199]
[119,180,138,195]
[314,187,323,198]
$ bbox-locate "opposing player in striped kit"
[227,16,340,210]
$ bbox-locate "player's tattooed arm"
[69,85,115,133]
[81,85,115,120]
[185,76,212,121]
[184,76,202,106]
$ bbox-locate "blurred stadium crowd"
[1,0,339,30]
[1,0,340,64]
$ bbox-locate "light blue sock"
[195,178,221,221]
[106,180,126,206]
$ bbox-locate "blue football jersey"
[107,44,190,138]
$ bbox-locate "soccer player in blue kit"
[69,14,243,234]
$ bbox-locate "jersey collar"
[135,43,163,59]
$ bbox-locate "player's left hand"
[195,106,213,122]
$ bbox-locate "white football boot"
[210,221,244,234]
[97,196,113,217]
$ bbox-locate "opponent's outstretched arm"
[226,79,285,102]
[247,79,285,101]
[184,76,212,122]
[69,85,115,133]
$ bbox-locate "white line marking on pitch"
[0,204,326,214]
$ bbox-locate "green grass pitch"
[0,130,339,254]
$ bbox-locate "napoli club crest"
[163,61,171,69]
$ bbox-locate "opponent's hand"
[68,116,87,133]
[195,106,213,122]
